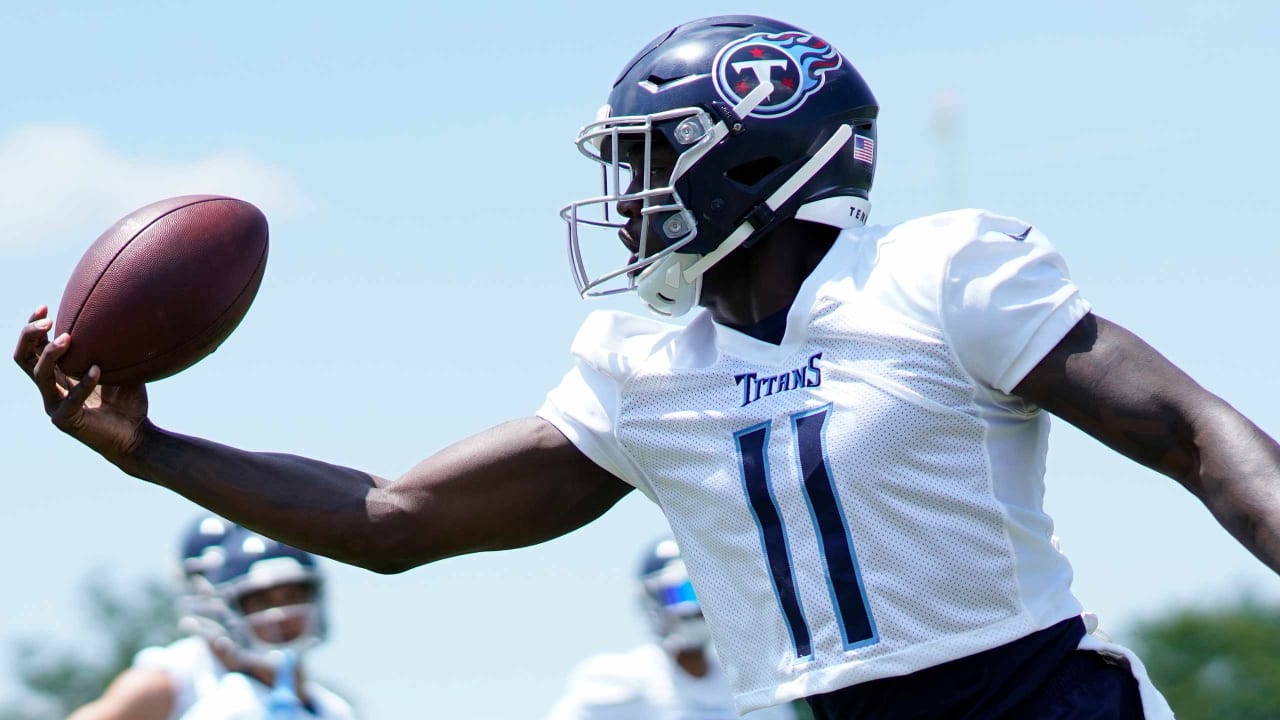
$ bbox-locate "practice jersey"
[538,210,1091,712]
[132,636,355,719]
[546,643,796,720]
[179,670,356,720]
[132,637,225,720]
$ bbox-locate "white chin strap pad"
[637,253,702,317]
[636,196,870,319]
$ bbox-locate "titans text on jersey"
[735,353,822,407]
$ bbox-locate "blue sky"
[2,1,1278,717]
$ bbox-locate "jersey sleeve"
[131,641,197,720]
[538,362,637,490]
[940,218,1091,394]
[537,311,670,499]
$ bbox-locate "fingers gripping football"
[13,306,52,382]
[16,307,150,458]
[29,328,89,426]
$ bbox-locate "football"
[55,195,269,385]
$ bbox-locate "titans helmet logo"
[712,31,843,118]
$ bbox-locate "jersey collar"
[712,229,860,364]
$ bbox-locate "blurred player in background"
[18,12,1280,720]
[68,516,355,719]
[547,537,796,720]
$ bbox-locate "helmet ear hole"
[726,157,782,188]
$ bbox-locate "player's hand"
[14,305,150,461]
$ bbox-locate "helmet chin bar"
[660,613,712,654]
[636,253,702,317]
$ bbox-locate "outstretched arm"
[127,416,632,574]
[15,307,633,574]
[66,668,174,720]
[130,416,632,573]
[1014,313,1280,574]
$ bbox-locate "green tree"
[1129,596,1280,720]
[0,572,180,720]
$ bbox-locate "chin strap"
[637,88,867,318]
[635,81,782,317]
[636,253,701,317]
[683,123,856,284]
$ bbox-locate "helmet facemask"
[236,589,325,652]
[211,556,328,668]
[562,75,788,317]
[560,106,718,317]
[176,570,238,643]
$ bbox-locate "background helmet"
[638,537,711,654]
[562,15,878,316]
[175,514,237,641]
[202,527,328,663]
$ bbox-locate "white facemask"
[661,613,712,654]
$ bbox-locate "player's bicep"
[373,416,632,571]
[66,668,175,720]
[1012,313,1204,481]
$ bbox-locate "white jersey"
[131,636,354,719]
[546,643,795,720]
[132,637,225,720]
[179,671,356,720]
[538,210,1091,712]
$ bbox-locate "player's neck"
[673,648,710,678]
[701,221,838,331]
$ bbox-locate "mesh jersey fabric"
[133,636,355,719]
[538,209,1094,712]
[132,637,226,720]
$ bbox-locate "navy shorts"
[804,617,1145,720]
[1007,649,1145,720]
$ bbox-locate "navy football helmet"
[203,527,328,662]
[175,514,237,641]
[638,537,711,653]
[179,513,236,580]
[561,15,878,316]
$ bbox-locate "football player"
[546,537,796,719]
[19,13,1280,720]
[68,517,355,720]
[180,525,354,719]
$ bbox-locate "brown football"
[55,195,269,385]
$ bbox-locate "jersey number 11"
[733,404,878,659]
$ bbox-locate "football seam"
[99,237,268,381]
[66,196,230,338]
